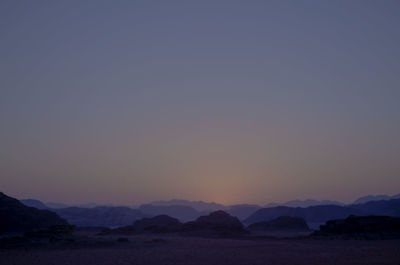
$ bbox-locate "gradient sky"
[1,0,400,205]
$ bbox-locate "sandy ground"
[1,235,399,265]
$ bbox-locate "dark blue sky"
[1,0,399,204]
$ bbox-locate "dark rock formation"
[133,215,182,233]
[0,192,68,234]
[314,215,400,239]
[248,216,310,232]
[183,210,245,235]
[103,215,182,234]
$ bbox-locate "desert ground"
[1,234,399,265]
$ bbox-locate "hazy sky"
[1,0,399,205]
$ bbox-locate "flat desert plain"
[1,235,399,265]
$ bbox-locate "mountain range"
[18,194,400,228]
[244,199,400,229]
[265,199,344,208]
[353,194,400,204]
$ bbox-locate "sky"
[1,0,400,205]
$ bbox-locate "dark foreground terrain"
[1,233,399,265]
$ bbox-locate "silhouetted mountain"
[104,215,183,235]
[139,204,201,222]
[20,199,48,209]
[0,192,68,234]
[248,216,310,232]
[265,199,344,208]
[52,206,146,227]
[133,215,183,233]
[244,205,364,226]
[227,204,261,221]
[149,199,226,212]
[353,194,393,204]
[314,215,400,239]
[183,210,245,235]
[352,199,400,216]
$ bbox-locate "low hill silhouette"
[183,210,245,235]
[248,216,310,232]
[104,211,245,237]
[314,215,400,239]
[104,215,183,235]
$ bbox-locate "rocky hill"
[314,215,400,239]
[0,192,68,234]
[104,215,183,235]
[248,216,310,231]
[183,210,245,235]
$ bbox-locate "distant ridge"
[21,199,48,210]
[149,199,226,212]
[244,205,362,226]
[139,204,201,222]
[265,199,344,208]
[226,204,262,221]
[353,194,400,204]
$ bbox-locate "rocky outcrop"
[102,215,182,234]
[133,215,182,233]
[314,215,400,239]
[183,210,245,235]
[0,192,68,234]
[248,216,310,232]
